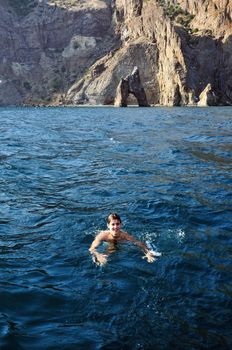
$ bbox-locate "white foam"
[146,240,162,257]
[176,229,185,238]
[151,251,162,257]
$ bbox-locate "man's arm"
[122,232,156,263]
[89,232,108,266]
[89,234,102,253]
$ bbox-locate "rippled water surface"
[0,107,232,350]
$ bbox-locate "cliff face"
[0,0,116,105]
[0,0,231,106]
[67,0,232,106]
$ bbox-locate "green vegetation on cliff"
[157,0,195,32]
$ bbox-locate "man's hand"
[143,250,156,263]
[92,252,108,266]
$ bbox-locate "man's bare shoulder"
[118,230,134,241]
[95,230,110,240]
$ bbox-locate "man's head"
[107,213,122,236]
[107,213,121,225]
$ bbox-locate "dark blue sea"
[0,106,232,350]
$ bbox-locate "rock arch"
[114,67,149,107]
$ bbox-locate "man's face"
[108,219,121,236]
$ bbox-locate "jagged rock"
[114,78,129,107]
[188,90,198,105]
[173,84,181,106]
[198,83,218,106]
[114,67,149,107]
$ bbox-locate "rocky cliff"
[0,0,231,106]
[0,0,117,105]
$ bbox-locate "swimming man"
[89,213,156,266]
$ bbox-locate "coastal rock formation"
[0,0,232,106]
[114,79,130,107]
[65,39,158,105]
[114,67,149,107]
[198,83,218,106]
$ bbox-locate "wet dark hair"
[107,213,121,224]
